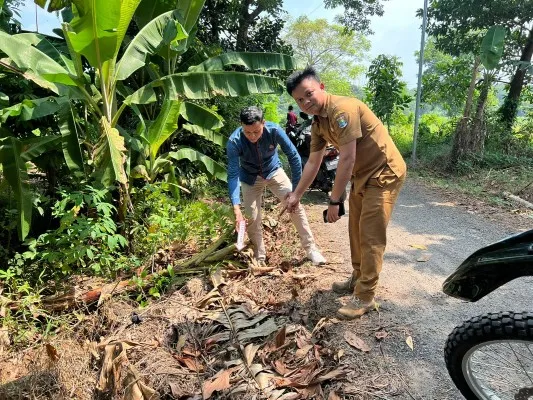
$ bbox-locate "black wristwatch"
[329,198,343,205]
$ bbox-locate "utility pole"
[411,0,429,166]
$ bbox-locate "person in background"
[226,106,327,266]
[286,105,298,135]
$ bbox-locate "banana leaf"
[126,71,284,104]
[167,147,227,182]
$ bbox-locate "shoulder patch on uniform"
[335,113,348,129]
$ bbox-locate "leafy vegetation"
[0,0,531,353]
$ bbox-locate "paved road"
[305,178,532,399]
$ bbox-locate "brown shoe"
[332,276,357,294]
[337,297,378,319]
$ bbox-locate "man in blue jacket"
[227,106,326,266]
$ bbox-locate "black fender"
[442,229,533,301]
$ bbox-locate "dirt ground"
[0,176,531,400]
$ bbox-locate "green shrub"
[129,183,232,258]
[7,186,129,282]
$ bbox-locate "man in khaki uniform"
[284,67,406,319]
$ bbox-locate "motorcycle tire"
[444,311,533,400]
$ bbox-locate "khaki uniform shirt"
[310,94,406,194]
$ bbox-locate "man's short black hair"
[240,106,264,125]
[286,66,321,95]
[288,105,294,111]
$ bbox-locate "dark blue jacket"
[226,122,302,205]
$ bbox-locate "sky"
[17,0,425,88]
[283,0,425,88]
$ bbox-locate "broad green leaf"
[182,124,227,147]
[168,147,227,182]
[62,22,85,80]
[135,0,205,31]
[66,0,121,68]
[1,96,69,122]
[146,99,181,161]
[130,164,149,180]
[176,0,205,32]
[151,157,171,178]
[15,33,77,75]
[480,26,506,70]
[93,117,127,185]
[114,0,143,60]
[157,18,188,60]
[34,0,71,12]
[0,135,32,240]
[189,52,303,72]
[116,10,186,81]
[0,92,8,107]
[126,72,284,104]
[180,101,224,130]
[59,105,85,174]
[21,135,62,161]
[0,30,76,86]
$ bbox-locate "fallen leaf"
[275,325,287,348]
[375,330,388,341]
[210,268,225,288]
[277,393,301,400]
[335,349,345,361]
[268,389,287,400]
[409,244,428,250]
[328,391,341,400]
[196,289,221,309]
[45,343,60,362]
[273,359,295,376]
[417,253,432,262]
[344,332,370,352]
[311,368,347,384]
[169,382,186,398]
[97,344,116,391]
[175,335,187,353]
[406,336,414,351]
[299,384,323,397]
[124,365,160,400]
[244,343,260,366]
[252,265,277,276]
[292,273,314,280]
[175,356,204,372]
[295,344,313,359]
[203,369,232,399]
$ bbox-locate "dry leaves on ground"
[344,331,371,353]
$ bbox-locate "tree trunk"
[498,27,533,129]
[449,57,480,169]
[469,76,490,155]
[235,0,263,51]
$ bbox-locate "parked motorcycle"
[287,113,339,193]
[442,228,533,399]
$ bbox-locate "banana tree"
[0,127,62,240]
[450,26,506,165]
[0,0,301,238]
[471,26,506,152]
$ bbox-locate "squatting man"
[226,106,327,267]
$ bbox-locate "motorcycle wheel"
[445,311,533,400]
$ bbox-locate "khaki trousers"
[349,166,405,302]
[241,168,315,260]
